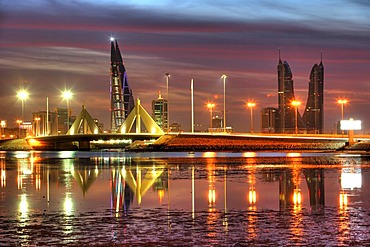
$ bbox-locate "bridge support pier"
[78,140,90,151]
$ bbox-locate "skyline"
[1,0,370,133]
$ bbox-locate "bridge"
[26,101,165,151]
[27,133,164,151]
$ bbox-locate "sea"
[1,150,369,246]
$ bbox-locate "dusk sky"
[1,0,370,133]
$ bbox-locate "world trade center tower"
[110,38,135,132]
[276,55,296,133]
[302,57,324,133]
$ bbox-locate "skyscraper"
[276,53,298,133]
[152,92,168,131]
[302,56,324,133]
[110,38,135,132]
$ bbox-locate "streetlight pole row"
[221,75,227,133]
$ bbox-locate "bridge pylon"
[67,105,103,135]
[117,98,164,134]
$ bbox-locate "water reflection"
[0,152,369,245]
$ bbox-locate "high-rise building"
[152,92,168,131]
[57,108,68,134]
[276,53,300,133]
[110,38,135,132]
[302,56,324,133]
[32,111,58,136]
[261,107,277,133]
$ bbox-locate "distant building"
[152,92,168,132]
[212,115,223,129]
[32,111,58,136]
[276,54,298,133]
[57,108,69,134]
[209,116,232,133]
[169,122,181,132]
[262,51,325,134]
[302,56,324,134]
[261,107,277,133]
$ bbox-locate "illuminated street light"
[221,74,227,133]
[62,90,73,132]
[207,102,215,131]
[337,99,348,135]
[337,99,348,120]
[291,100,301,134]
[17,89,29,121]
[165,73,170,133]
[247,102,256,133]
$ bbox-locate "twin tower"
[275,52,324,133]
[110,38,324,134]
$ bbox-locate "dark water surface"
[1,151,370,246]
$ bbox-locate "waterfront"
[1,151,370,246]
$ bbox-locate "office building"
[261,107,277,133]
[110,38,135,132]
[302,56,324,133]
[276,54,299,133]
[152,92,168,131]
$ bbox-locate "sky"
[1,0,370,133]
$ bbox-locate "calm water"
[1,151,370,246]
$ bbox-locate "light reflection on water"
[0,151,370,246]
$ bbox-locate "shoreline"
[1,134,370,153]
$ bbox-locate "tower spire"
[278,48,282,63]
[320,50,323,66]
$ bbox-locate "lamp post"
[337,99,348,135]
[62,90,73,132]
[247,102,256,133]
[207,102,215,132]
[221,75,227,133]
[17,89,29,122]
[165,73,170,133]
[191,79,194,133]
[291,100,301,135]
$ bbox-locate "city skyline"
[1,0,369,133]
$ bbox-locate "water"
[1,151,370,246]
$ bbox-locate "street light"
[337,99,348,120]
[62,90,73,132]
[207,102,215,132]
[221,75,227,133]
[291,100,301,134]
[247,102,256,133]
[337,99,348,135]
[165,73,170,133]
[17,89,29,121]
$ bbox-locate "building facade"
[276,57,298,133]
[302,59,324,133]
[152,92,168,131]
[261,107,277,133]
[110,39,135,132]
[32,111,57,136]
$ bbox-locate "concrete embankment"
[0,139,33,151]
[1,134,370,152]
[127,134,353,152]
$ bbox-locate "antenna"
[278,48,282,62]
